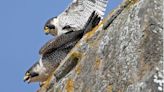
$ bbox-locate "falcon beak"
[23,73,31,83]
[44,27,49,35]
[24,76,29,82]
[45,32,49,35]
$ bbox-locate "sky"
[0,0,122,92]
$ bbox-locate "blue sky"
[0,0,122,92]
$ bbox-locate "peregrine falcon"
[44,0,109,36]
[24,11,101,84]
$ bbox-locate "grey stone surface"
[45,0,163,92]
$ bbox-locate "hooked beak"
[44,27,49,35]
[44,27,58,36]
[45,32,49,35]
[23,73,31,83]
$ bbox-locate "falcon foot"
[37,74,56,92]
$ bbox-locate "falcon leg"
[37,73,56,92]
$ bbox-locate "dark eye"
[47,25,55,29]
[30,72,39,77]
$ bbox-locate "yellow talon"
[43,75,53,89]
[37,71,56,92]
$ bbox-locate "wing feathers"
[58,0,109,31]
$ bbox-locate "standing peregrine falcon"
[24,11,101,84]
[44,0,109,36]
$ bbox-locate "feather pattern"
[58,0,108,31]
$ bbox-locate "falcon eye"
[47,25,55,29]
[30,72,39,77]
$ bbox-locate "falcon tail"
[83,11,101,34]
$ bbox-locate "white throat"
[34,57,46,75]
[51,17,69,35]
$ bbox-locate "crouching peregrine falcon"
[44,0,109,36]
[23,43,74,84]
[24,11,101,85]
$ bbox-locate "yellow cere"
[44,27,49,33]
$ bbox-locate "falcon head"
[44,17,58,36]
[44,16,72,36]
[24,59,48,83]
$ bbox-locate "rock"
[46,0,163,92]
